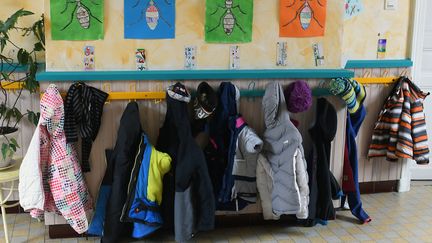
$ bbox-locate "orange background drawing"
[280,0,327,37]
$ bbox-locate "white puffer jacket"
[257,149,309,220]
[19,118,44,216]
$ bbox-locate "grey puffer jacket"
[261,82,309,218]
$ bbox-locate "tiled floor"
[1,183,432,243]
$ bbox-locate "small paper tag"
[184,46,197,70]
[230,45,240,69]
[277,42,288,66]
[312,43,325,67]
[135,49,147,71]
[377,39,387,59]
[83,46,95,71]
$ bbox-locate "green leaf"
[27,110,39,126]
[0,9,34,32]
[1,72,9,80]
[10,138,19,148]
[17,48,29,65]
[34,42,44,51]
[0,38,6,53]
[9,143,16,152]
[1,143,8,160]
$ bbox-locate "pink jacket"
[20,84,92,234]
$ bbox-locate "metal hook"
[247,81,256,102]
[381,68,390,77]
[362,69,371,78]
[400,68,409,78]
[103,83,111,105]
[154,83,164,104]
[129,83,137,102]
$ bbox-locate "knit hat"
[193,82,217,119]
[284,80,312,113]
[167,82,191,103]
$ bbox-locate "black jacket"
[157,94,215,242]
[102,102,142,243]
[306,98,341,226]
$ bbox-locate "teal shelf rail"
[36,69,354,82]
[0,63,45,72]
[345,59,413,69]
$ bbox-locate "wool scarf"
[64,82,108,172]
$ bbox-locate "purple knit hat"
[284,80,312,113]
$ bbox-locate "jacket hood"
[219,82,238,117]
[40,84,65,138]
[262,82,290,128]
[311,98,337,142]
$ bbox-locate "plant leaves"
[17,48,29,65]
[1,143,8,160]
[1,72,9,81]
[10,138,19,148]
[34,42,44,51]
[27,110,40,126]
[0,9,34,32]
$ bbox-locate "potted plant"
[0,9,44,168]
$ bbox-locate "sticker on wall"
[124,0,175,39]
[377,38,387,59]
[205,0,254,43]
[136,49,148,71]
[277,42,288,66]
[229,46,240,69]
[280,0,327,37]
[83,46,95,71]
[184,46,197,70]
[312,43,324,66]
[50,0,104,40]
[344,0,364,19]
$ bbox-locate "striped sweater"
[368,77,430,164]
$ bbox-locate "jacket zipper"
[120,136,144,219]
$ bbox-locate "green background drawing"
[51,0,104,40]
[205,0,253,43]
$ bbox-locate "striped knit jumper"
[64,82,108,172]
[368,77,429,164]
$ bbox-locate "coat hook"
[247,81,256,102]
[400,68,409,78]
[129,83,137,102]
[381,68,390,77]
[154,83,164,104]
[103,83,111,105]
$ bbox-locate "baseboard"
[49,225,84,239]
[0,201,25,214]
[48,214,299,239]
[359,180,398,194]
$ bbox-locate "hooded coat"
[102,102,142,243]
[19,84,92,233]
[121,134,171,239]
[260,82,309,218]
[306,98,342,226]
[157,88,215,242]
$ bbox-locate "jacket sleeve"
[244,127,263,154]
[410,100,429,164]
[195,162,215,231]
[294,148,309,219]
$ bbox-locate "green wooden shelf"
[36,69,354,82]
[345,59,413,69]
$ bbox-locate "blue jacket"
[121,134,171,238]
